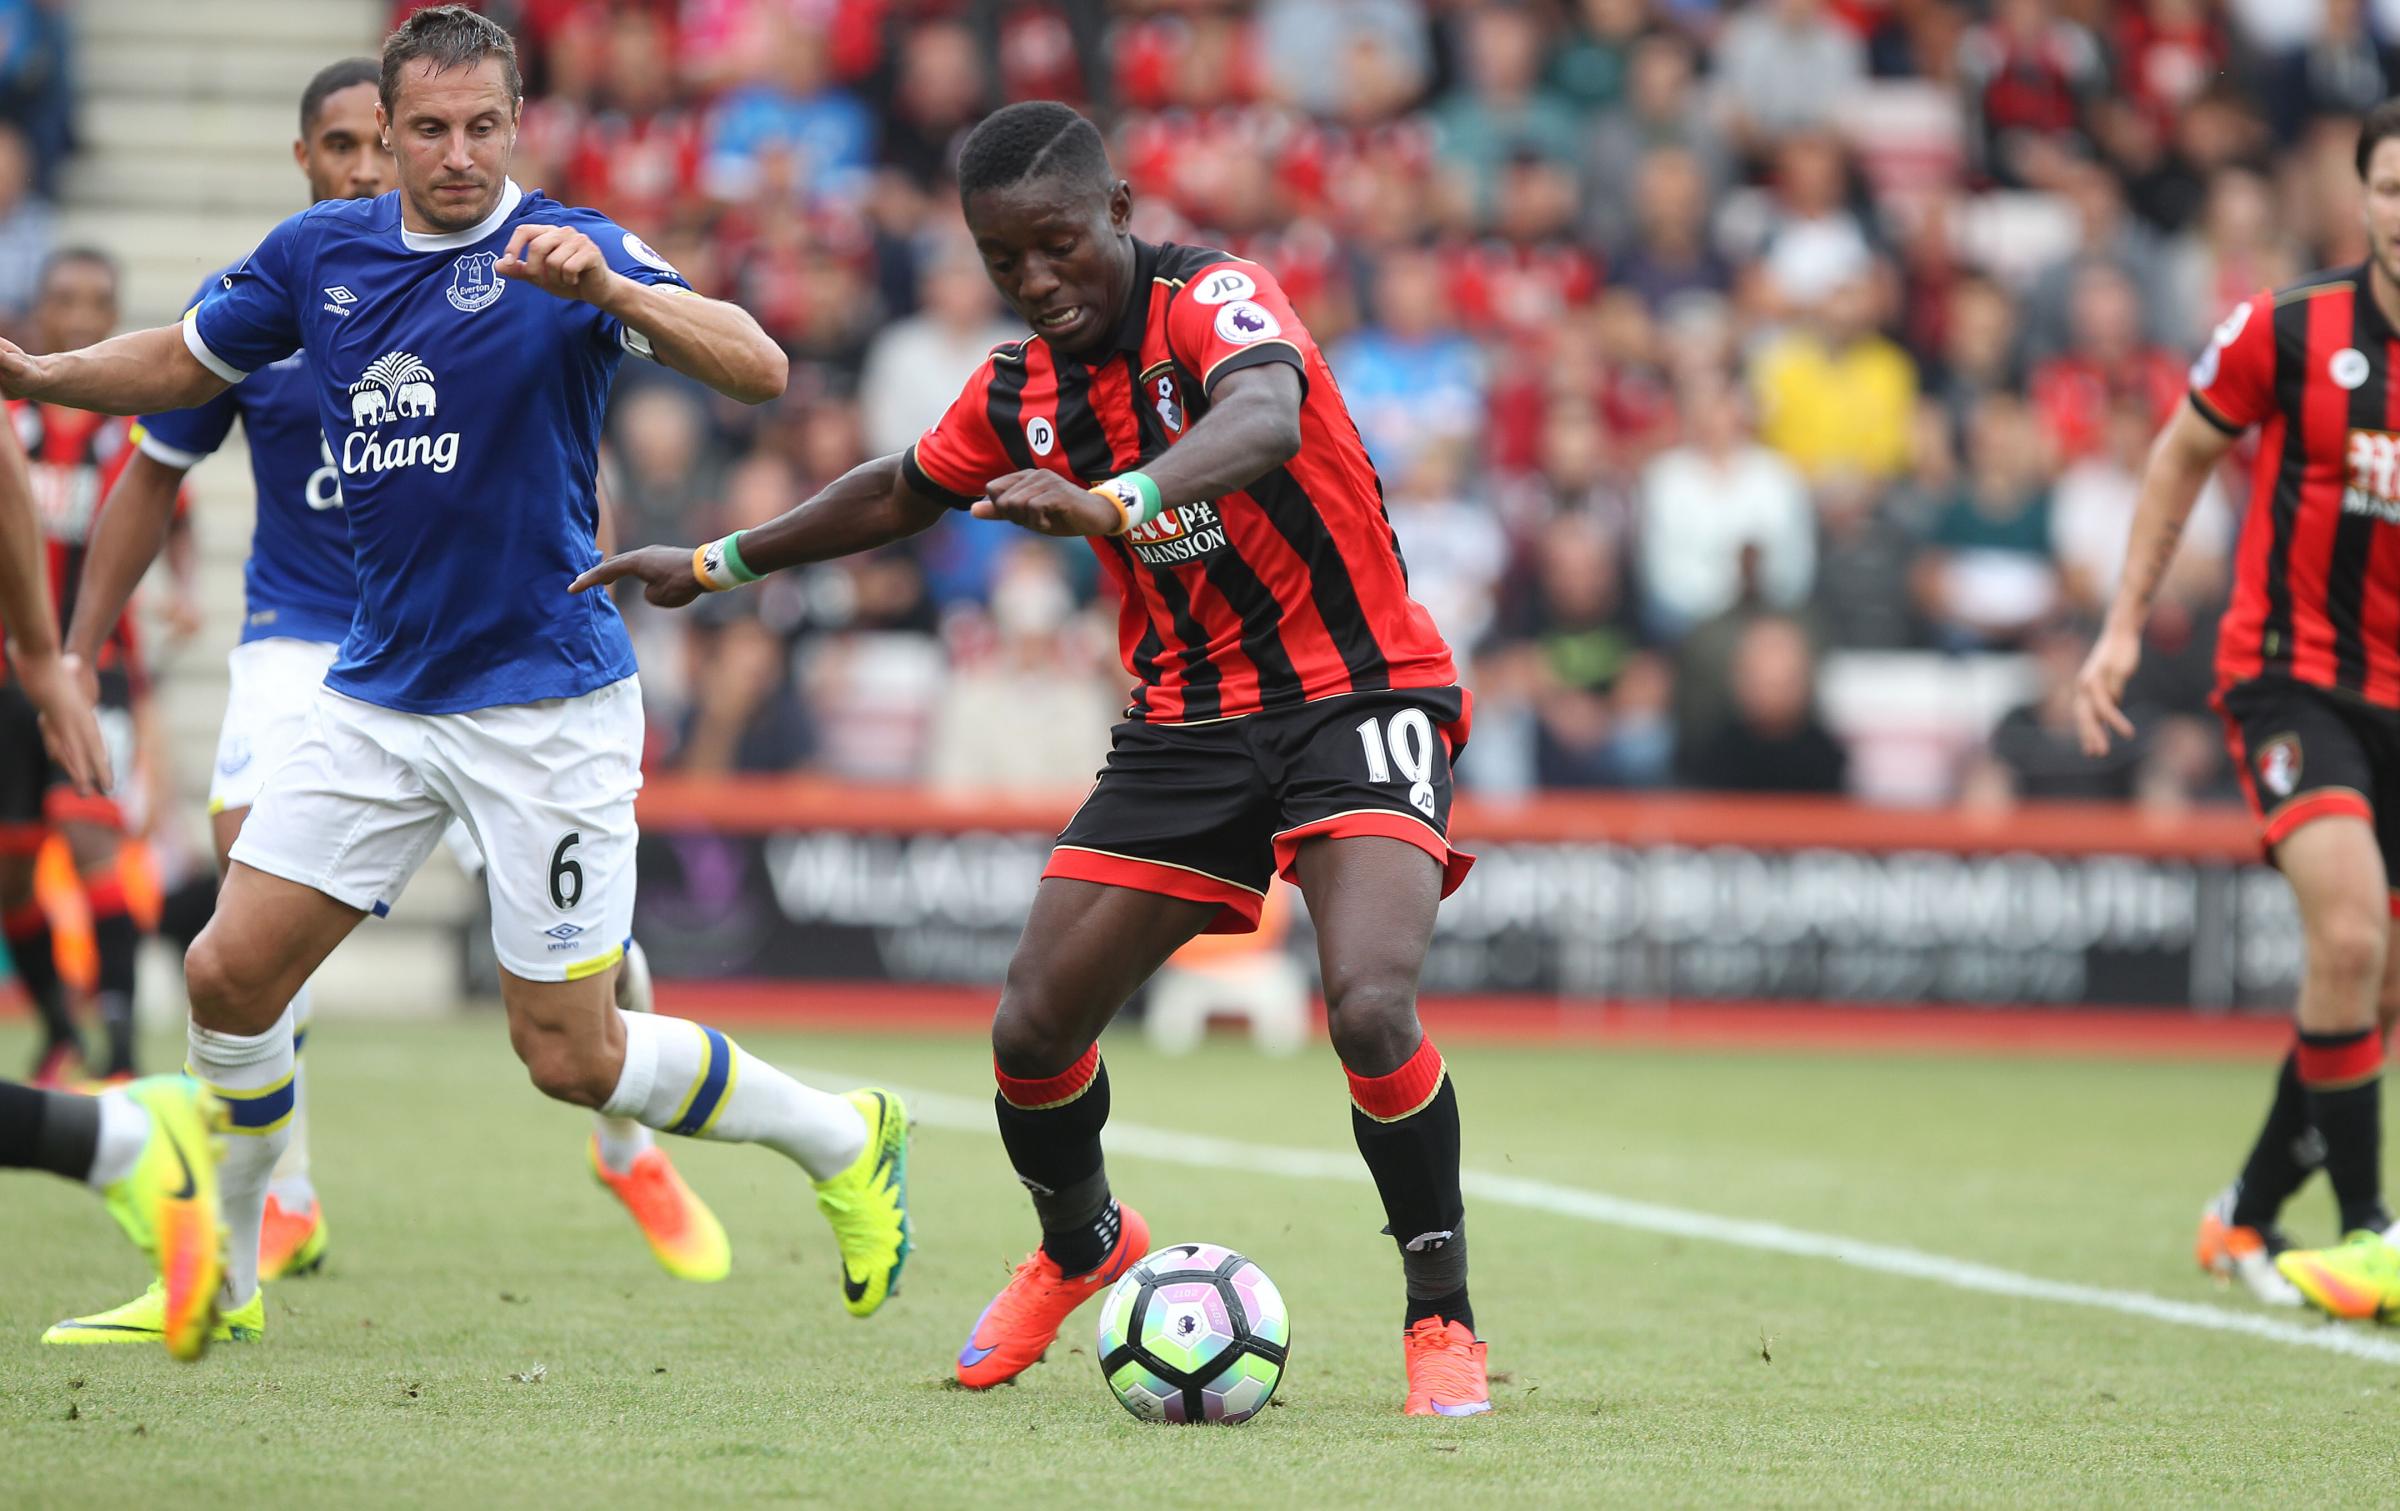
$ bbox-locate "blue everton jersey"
[137,267,354,647]
[185,180,680,713]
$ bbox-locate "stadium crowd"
[290,1,2398,801]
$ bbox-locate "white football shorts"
[229,675,642,982]
[209,636,340,815]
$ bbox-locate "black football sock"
[2229,1047,2320,1230]
[87,872,139,1078]
[2298,1028,2392,1234]
[4,899,78,1063]
[0,1079,98,1179]
[994,1046,1119,1276]
[1346,1037,1471,1332]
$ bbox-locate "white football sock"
[601,1010,864,1180]
[267,983,316,1206]
[188,1007,295,1306]
[84,1090,149,1189]
[592,942,657,1175]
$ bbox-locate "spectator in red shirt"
[2027,261,2183,464]
[2113,0,2228,134]
[562,7,704,230]
[1957,0,2107,187]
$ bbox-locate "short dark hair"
[380,4,521,117]
[2359,98,2400,178]
[37,247,117,296]
[956,101,1111,204]
[300,57,380,136]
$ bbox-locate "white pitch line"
[814,1074,2400,1367]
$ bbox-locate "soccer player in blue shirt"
[1,6,910,1348]
[65,58,731,1295]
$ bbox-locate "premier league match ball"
[1095,1243,1289,1425]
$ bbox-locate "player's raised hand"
[14,647,110,795]
[2072,621,2142,756]
[972,470,1125,537]
[498,223,613,303]
[570,544,704,608]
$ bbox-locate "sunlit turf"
[3,1019,2395,1507]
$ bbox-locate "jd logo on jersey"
[342,351,460,476]
[447,251,503,313]
[2343,428,2400,524]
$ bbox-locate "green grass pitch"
[2,1019,2396,1507]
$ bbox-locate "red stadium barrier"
[638,778,2264,860]
[631,778,2298,1052]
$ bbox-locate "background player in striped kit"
[578,101,1492,1416]
[0,246,197,1089]
[0,387,230,1363]
[2078,99,2400,1322]
[66,57,728,1289]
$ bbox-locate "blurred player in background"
[68,58,717,1293]
[582,102,1491,1415]
[0,247,197,1089]
[2079,100,2400,1323]
[1,7,909,1350]
[0,360,226,1362]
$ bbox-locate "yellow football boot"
[813,1089,911,1317]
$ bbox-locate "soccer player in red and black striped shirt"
[582,102,1492,1412]
[2077,103,2400,1321]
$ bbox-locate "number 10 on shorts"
[1357,710,1438,819]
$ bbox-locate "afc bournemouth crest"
[447,251,503,312]
[2256,734,2302,799]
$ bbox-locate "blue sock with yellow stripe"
[189,1006,295,1306]
[602,1011,864,1180]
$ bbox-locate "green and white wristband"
[1091,471,1166,535]
[692,530,762,592]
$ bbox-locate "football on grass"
[1096,1243,1289,1424]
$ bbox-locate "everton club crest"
[447,251,503,313]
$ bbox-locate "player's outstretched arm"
[570,452,951,607]
[2073,400,2236,756]
[0,327,229,416]
[496,223,788,405]
[972,362,1303,537]
[66,452,188,668]
[0,418,107,793]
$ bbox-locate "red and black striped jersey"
[6,400,146,672]
[2192,265,2400,706]
[901,238,1459,724]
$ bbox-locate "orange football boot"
[1403,1317,1493,1417]
[2195,1189,2301,1306]
[589,1137,730,1282]
[955,1204,1149,1389]
[259,1193,329,1279]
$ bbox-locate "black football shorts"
[2217,675,2400,888]
[0,667,137,846]
[1044,686,1476,933]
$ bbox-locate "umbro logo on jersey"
[342,351,460,475]
[543,922,586,942]
[322,285,357,317]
